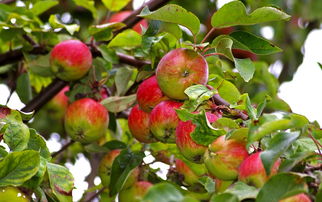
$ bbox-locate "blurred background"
[1,0,322,200]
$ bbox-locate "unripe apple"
[105,11,148,34]
[175,159,200,186]
[214,178,233,193]
[204,135,248,180]
[137,76,168,112]
[279,193,311,202]
[149,100,182,143]
[128,104,156,143]
[64,98,109,144]
[99,149,139,188]
[176,112,219,163]
[118,181,152,202]
[238,152,281,188]
[156,48,208,100]
[50,40,92,81]
[0,187,29,202]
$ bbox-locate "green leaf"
[225,182,259,200]
[261,131,300,175]
[212,37,234,61]
[89,22,125,41]
[234,58,255,82]
[256,173,308,202]
[159,22,182,39]
[31,0,58,16]
[217,80,241,104]
[213,118,240,130]
[176,109,225,146]
[230,31,282,55]
[47,163,74,202]
[198,176,215,193]
[109,150,144,196]
[115,67,138,96]
[0,150,40,187]
[102,0,131,11]
[100,94,137,113]
[27,129,51,160]
[279,151,315,172]
[97,45,118,64]
[16,73,32,104]
[23,156,47,189]
[211,1,290,28]
[73,0,97,19]
[25,54,53,77]
[49,15,80,35]
[139,4,200,35]
[183,85,216,112]
[3,120,30,151]
[103,140,127,150]
[143,183,184,202]
[0,146,8,158]
[108,29,142,48]
[318,62,322,70]
[211,193,238,202]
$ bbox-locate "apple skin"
[204,135,248,180]
[46,86,69,120]
[176,112,219,164]
[137,75,168,112]
[232,48,257,61]
[50,40,92,81]
[64,98,109,144]
[238,152,281,188]
[175,159,200,186]
[156,48,209,100]
[128,104,156,143]
[99,149,139,189]
[105,11,148,34]
[0,187,29,202]
[118,181,152,202]
[214,178,233,193]
[149,100,182,143]
[279,193,311,202]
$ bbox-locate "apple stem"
[200,27,216,45]
[203,52,226,58]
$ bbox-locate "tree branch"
[51,140,75,158]
[0,0,16,4]
[212,94,248,120]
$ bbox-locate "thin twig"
[83,187,105,202]
[51,140,75,158]
[212,94,248,120]
[203,52,226,58]
[201,27,216,44]
[22,34,38,46]
[308,133,322,156]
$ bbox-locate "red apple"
[175,159,200,186]
[104,11,148,34]
[50,40,92,81]
[238,152,281,188]
[156,48,209,100]
[46,86,69,120]
[280,193,311,202]
[64,98,109,144]
[232,48,257,61]
[137,75,168,112]
[118,181,152,202]
[99,149,139,188]
[149,100,182,143]
[128,104,156,143]
[204,135,248,180]
[176,112,219,163]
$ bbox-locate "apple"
[175,159,200,186]
[137,75,168,112]
[149,100,182,143]
[232,48,257,61]
[280,193,311,202]
[99,149,139,188]
[50,40,92,81]
[214,178,233,193]
[0,106,10,119]
[128,104,156,143]
[103,11,148,34]
[64,98,109,144]
[176,112,219,163]
[118,181,152,202]
[156,48,209,100]
[204,135,248,180]
[238,152,281,188]
[0,187,29,202]
[46,86,69,120]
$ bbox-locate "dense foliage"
[0,0,321,201]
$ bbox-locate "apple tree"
[0,0,321,201]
